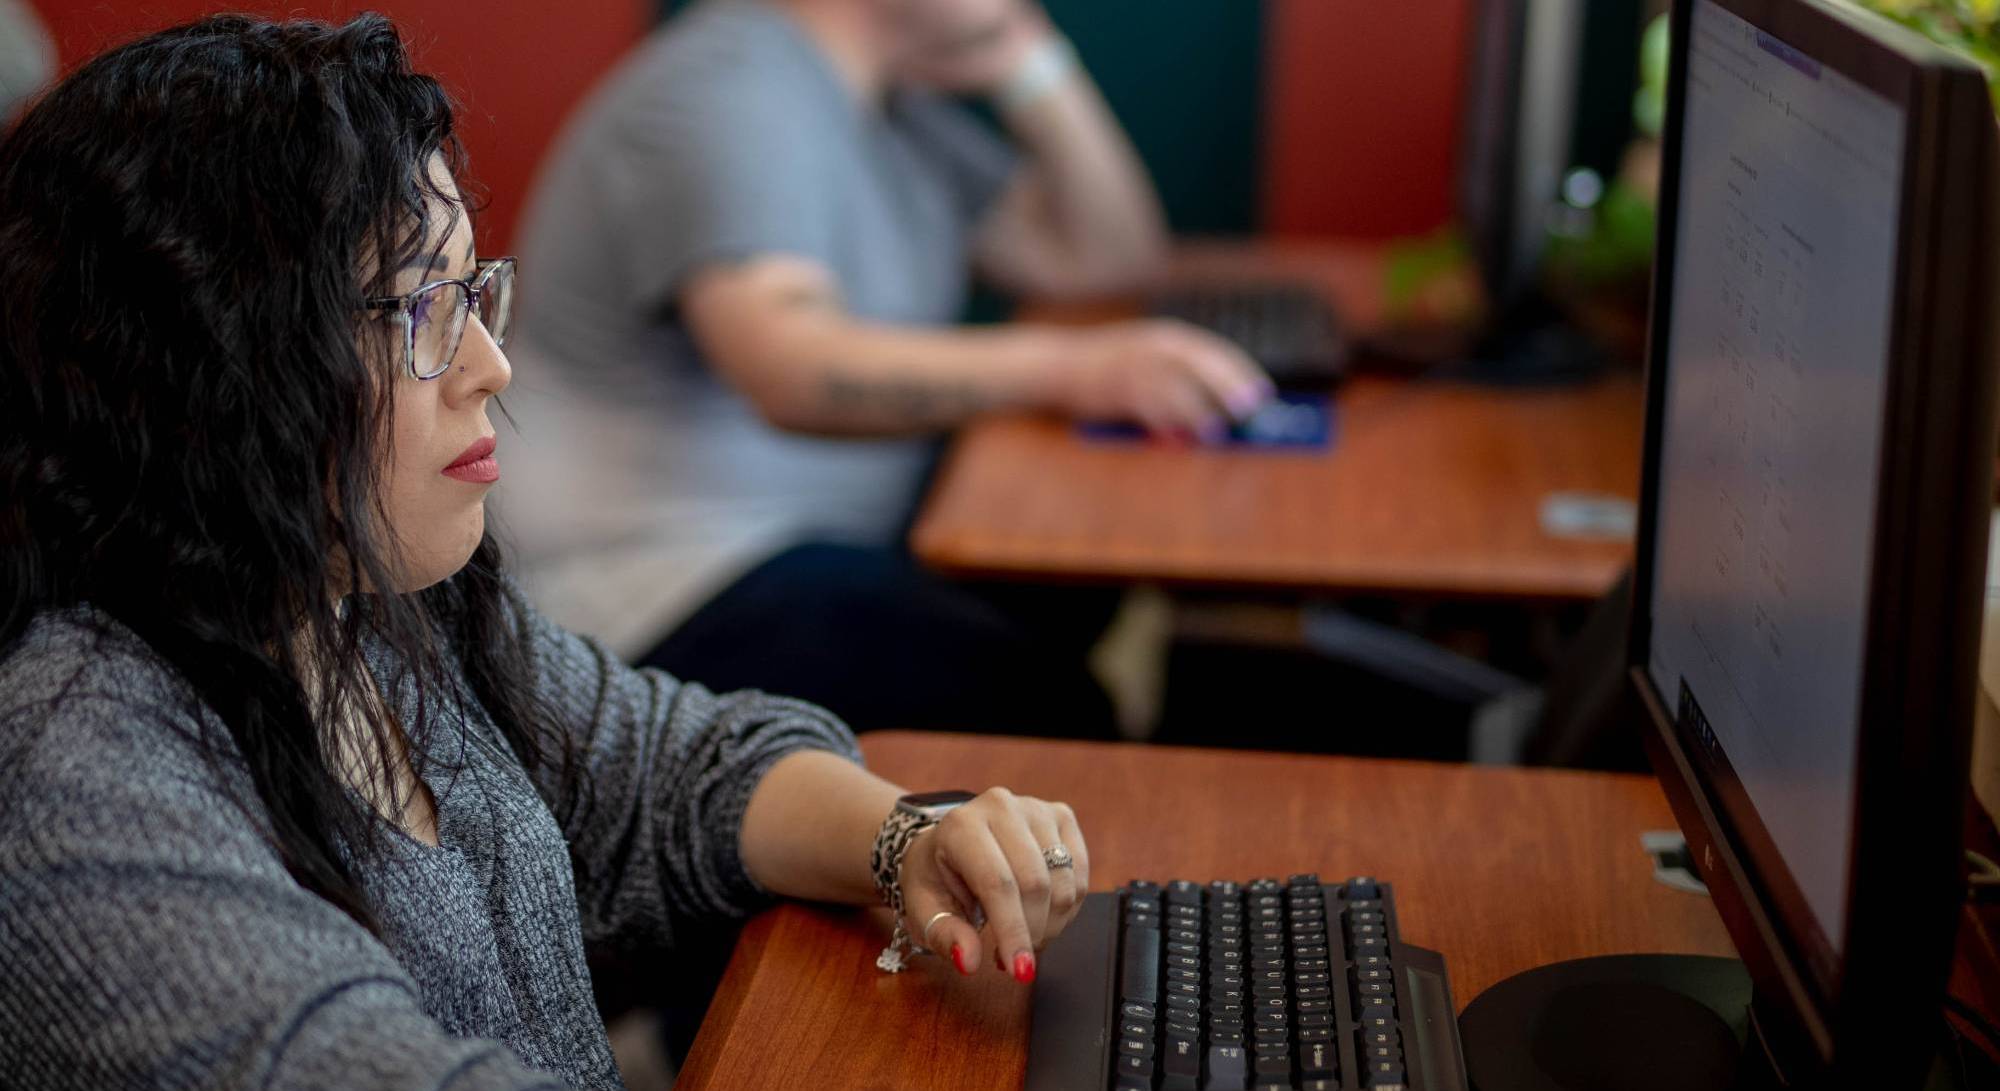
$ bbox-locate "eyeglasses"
[363,257,516,381]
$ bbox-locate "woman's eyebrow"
[399,241,477,276]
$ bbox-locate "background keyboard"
[1026,875,1467,1091]
[1149,283,1349,388]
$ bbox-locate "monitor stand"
[1456,954,1768,1091]
[1436,294,1611,387]
[1354,293,1611,387]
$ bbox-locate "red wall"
[29,1,647,253]
[30,1,1468,247]
[1262,0,1471,239]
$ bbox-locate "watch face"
[898,789,977,814]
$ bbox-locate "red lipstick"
[442,435,499,484]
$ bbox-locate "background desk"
[676,732,1735,1090]
[911,242,1644,603]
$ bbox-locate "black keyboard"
[1149,283,1348,387]
[1026,875,1467,1091]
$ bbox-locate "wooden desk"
[676,732,1734,1090]
[911,243,1644,603]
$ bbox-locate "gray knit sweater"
[0,592,862,1090]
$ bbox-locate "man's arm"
[966,16,1171,300]
[680,254,1271,438]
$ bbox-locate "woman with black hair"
[0,14,1088,1089]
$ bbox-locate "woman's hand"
[896,787,1089,982]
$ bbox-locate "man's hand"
[896,787,1089,981]
[893,0,1051,95]
[1052,319,1276,442]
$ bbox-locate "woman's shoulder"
[0,606,198,723]
[0,607,226,807]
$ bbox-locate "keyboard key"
[1119,1036,1155,1059]
[1167,880,1203,905]
[1298,1026,1333,1042]
[1120,1017,1154,1039]
[1343,877,1380,900]
[1205,1045,1248,1090]
[1116,1052,1154,1084]
[1301,1036,1338,1078]
[1362,1060,1407,1087]
[1121,1000,1156,1021]
[1288,873,1322,887]
[1294,984,1330,1001]
[1208,880,1242,899]
[1359,1027,1399,1052]
[1252,1053,1292,1079]
[1249,878,1282,894]
[1163,1033,1202,1085]
[1126,880,1162,896]
[1121,926,1160,1003]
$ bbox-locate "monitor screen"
[1644,0,1907,990]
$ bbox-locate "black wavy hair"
[0,13,573,930]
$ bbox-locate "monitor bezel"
[1628,0,1997,1078]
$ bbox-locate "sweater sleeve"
[506,583,863,949]
[0,686,571,1091]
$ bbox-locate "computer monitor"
[1459,0,1999,1087]
[1450,0,1644,386]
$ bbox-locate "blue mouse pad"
[1077,392,1335,451]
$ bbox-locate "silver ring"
[1042,844,1074,870]
[920,910,957,949]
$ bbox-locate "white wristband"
[993,33,1078,116]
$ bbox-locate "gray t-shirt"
[499,0,1016,655]
[0,587,860,1090]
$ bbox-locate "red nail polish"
[1013,952,1037,984]
[952,944,970,975]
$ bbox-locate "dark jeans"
[636,541,1121,739]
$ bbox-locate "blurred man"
[504,0,1268,733]
[0,0,54,121]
